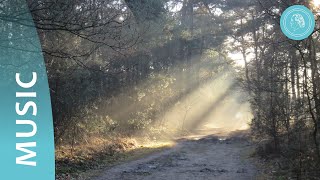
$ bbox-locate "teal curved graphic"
[0,0,55,179]
[280,5,315,40]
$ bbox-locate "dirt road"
[95,132,257,180]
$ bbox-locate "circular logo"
[280,5,315,40]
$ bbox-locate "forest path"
[95,130,257,180]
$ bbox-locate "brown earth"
[94,129,257,180]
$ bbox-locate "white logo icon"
[290,14,306,31]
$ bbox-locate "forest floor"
[93,129,260,180]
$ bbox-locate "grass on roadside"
[55,137,174,180]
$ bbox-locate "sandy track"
[95,133,257,180]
